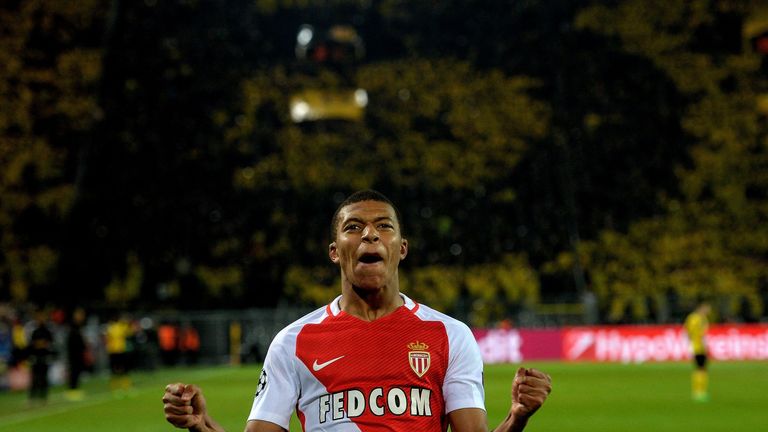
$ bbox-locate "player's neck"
[340,284,404,322]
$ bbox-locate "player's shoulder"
[411,300,473,335]
[270,305,330,347]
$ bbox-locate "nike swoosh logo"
[312,355,345,371]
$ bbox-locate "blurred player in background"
[163,190,552,432]
[684,301,711,402]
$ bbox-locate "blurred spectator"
[158,322,180,366]
[0,312,10,390]
[497,318,513,330]
[582,290,599,325]
[134,317,159,371]
[180,323,200,365]
[65,308,88,401]
[7,314,30,391]
[105,314,133,394]
[28,310,55,405]
[51,308,66,325]
[127,318,140,372]
[10,317,27,367]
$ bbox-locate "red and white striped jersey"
[248,293,485,431]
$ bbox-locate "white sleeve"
[247,329,300,429]
[442,321,486,414]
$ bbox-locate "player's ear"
[329,241,340,264]
[399,238,408,260]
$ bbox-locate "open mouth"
[358,253,384,264]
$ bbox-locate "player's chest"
[295,318,448,391]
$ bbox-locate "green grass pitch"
[0,361,766,431]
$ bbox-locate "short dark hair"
[330,190,403,240]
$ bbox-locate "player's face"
[329,200,408,291]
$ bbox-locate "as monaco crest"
[407,341,431,378]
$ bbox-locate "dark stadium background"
[1,0,767,356]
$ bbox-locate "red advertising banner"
[472,328,563,363]
[562,325,689,363]
[562,324,768,363]
[706,324,768,361]
[473,324,768,364]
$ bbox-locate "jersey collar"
[328,292,417,317]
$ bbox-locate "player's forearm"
[188,414,226,432]
[492,412,528,432]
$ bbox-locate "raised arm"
[163,383,226,432]
[163,382,289,432]
[447,367,551,432]
[493,367,552,432]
